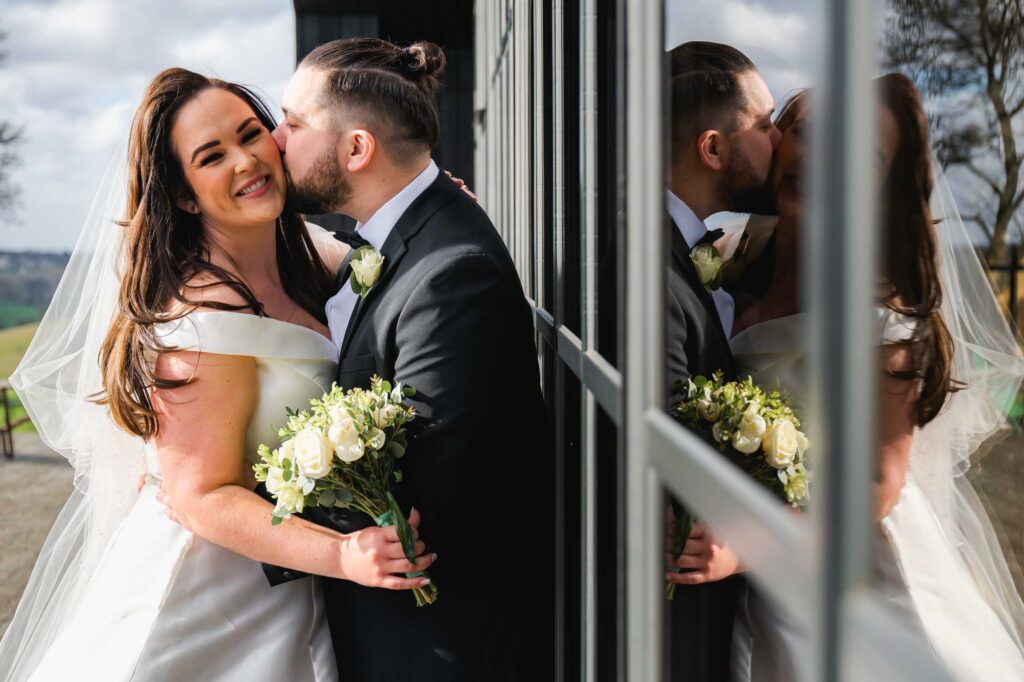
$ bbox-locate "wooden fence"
[0,381,30,458]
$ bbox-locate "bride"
[722,73,1024,679]
[0,68,437,680]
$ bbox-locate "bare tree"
[884,0,1024,264]
[0,28,21,223]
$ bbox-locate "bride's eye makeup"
[241,128,261,143]
[199,151,223,166]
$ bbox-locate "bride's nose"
[233,148,257,174]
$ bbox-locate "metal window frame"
[477,0,956,679]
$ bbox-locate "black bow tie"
[693,228,724,250]
[332,229,371,250]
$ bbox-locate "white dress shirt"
[326,160,440,345]
[665,188,735,336]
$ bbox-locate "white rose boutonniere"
[349,245,385,298]
[689,243,724,291]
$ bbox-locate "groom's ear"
[344,129,377,173]
[696,130,724,172]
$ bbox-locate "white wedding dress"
[729,310,1024,681]
[23,311,340,681]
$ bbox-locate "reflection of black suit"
[664,218,741,682]
[264,174,555,681]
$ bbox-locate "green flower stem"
[349,498,439,607]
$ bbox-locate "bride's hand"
[664,522,742,585]
[444,170,478,202]
[337,507,437,590]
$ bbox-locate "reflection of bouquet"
[254,376,438,606]
[665,372,811,599]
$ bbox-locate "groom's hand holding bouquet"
[255,376,439,606]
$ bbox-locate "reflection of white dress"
[26,312,340,681]
[729,311,1024,681]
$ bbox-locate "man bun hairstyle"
[399,42,447,95]
[668,41,757,158]
[301,37,445,158]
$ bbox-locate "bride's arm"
[875,345,918,522]
[151,349,435,589]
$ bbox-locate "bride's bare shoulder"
[164,272,257,317]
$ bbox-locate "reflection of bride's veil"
[891,153,1024,654]
[0,139,148,680]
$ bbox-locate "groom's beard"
[286,146,351,215]
[717,140,775,215]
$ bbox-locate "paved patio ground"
[0,432,73,637]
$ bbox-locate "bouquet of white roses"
[253,375,438,606]
[666,372,811,598]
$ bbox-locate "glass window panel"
[541,0,556,316]
[560,0,583,336]
[865,4,1024,677]
[595,0,622,370]
[557,367,583,680]
[595,402,623,681]
[660,1,824,679]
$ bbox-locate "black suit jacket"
[664,218,741,682]
[265,173,555,681]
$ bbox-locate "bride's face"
[171,88,287,229]
[770,100,808,220]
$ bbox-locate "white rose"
[278,438,296,463]
[373,404,399,428]
[351,249,384,288]
[689,243,724,288]
[795,430,809,457]
[366,427,386,451]
[738,409,767,440]
[732,431,762,454]
[712,421,727,443]
[328,414,366,463]
[293,427,333,478]
[762,418,799,469]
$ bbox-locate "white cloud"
[0,0,295,251]
[665,0,820,102]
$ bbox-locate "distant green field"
[0,303,42,329]
[0,323,38,432]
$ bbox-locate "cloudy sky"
[0,0,295,252]
[666,0,821,103]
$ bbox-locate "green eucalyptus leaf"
[387,491,417,563]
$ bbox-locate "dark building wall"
[293,1,475,231]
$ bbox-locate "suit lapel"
[668,217,720,319]
[337,174,462,359]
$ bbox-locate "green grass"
[0,302,42,329]
[0,323,38,379]
[0,323,38,432]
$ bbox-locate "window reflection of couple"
[665,41,1024,681]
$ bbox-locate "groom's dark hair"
[300,38,445,161]
[669,41,757,157]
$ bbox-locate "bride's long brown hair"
[876,73,960,426]
[97,68,335,438]
[773,77,958,426]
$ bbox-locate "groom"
[663,41,779,681]
[266,39,555,680]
